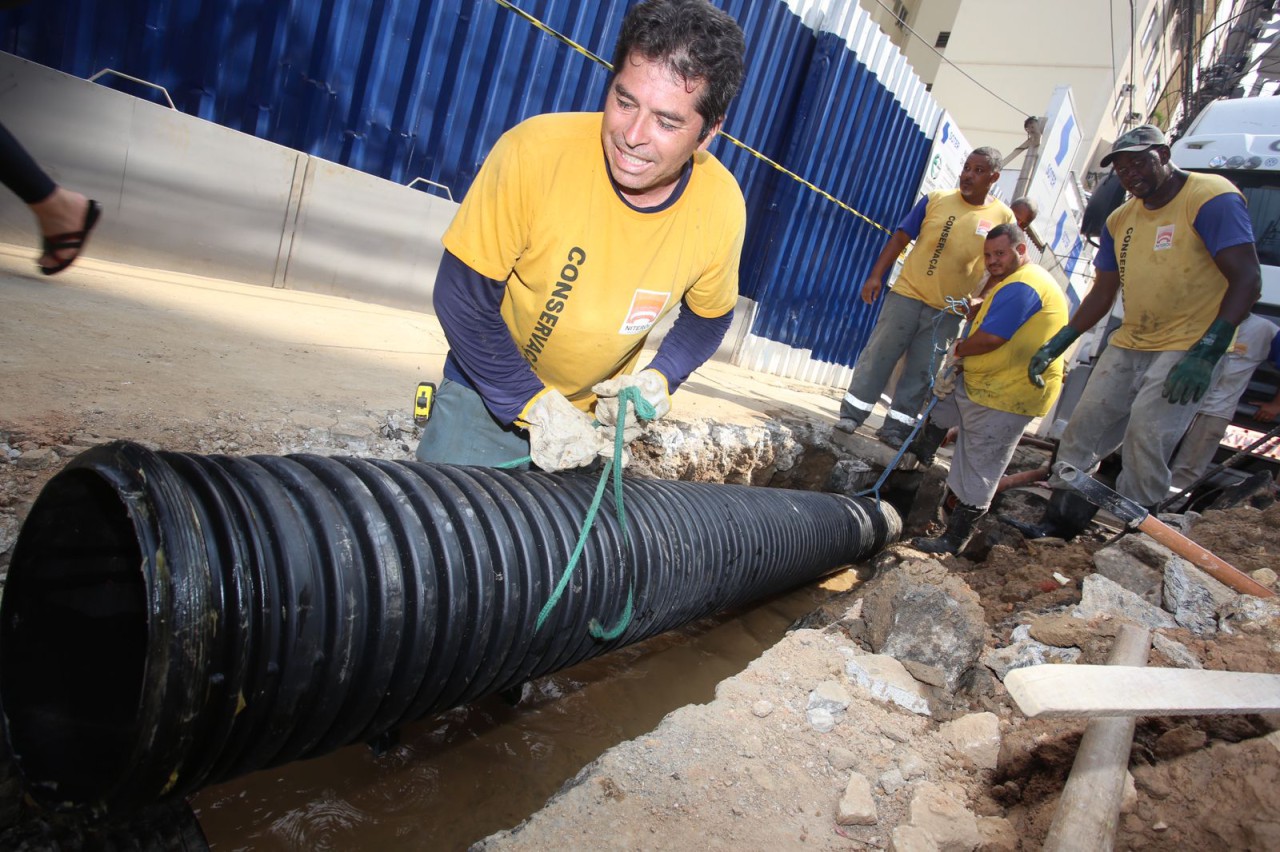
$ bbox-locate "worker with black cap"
[1004,124,1262,540]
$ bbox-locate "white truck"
[1168,96,1280,495]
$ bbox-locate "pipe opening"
[1,469,147,803]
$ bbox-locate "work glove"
[592,369,672,444]
[933,352,960,399]
[1028,326,1081,388]
[520,389,608,472]
[1163,318,1235,406]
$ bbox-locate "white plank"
[1005,665,1280,718]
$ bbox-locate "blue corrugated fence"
[0,0,937,374]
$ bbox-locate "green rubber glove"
[1028,326,1081,388]
[1163,318,1235,406]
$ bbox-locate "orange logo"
[975,219,994,236]
[619,289,670,335]
[1154,224,1175,251]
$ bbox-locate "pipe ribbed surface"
[0,441,899,816]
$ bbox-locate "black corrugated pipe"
[0,441,900,817]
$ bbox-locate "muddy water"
[190,580,845,851]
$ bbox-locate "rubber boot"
[1000,488,1099,541]
[907,420,948,467]
[912,502,986,555]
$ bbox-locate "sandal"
[40,199,102,276]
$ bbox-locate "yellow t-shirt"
[1107,173,1244,351]
[443,112,745,410]
[963,262,1070,417]
[893,190,1016,309]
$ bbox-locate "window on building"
[893,0,909,30]
[1143,41,1159,78]
[1147,69,1162,108]
[1141,6,1160,51]
[935,31,950,48]
[1113,83,1131,123]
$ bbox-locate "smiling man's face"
[601,53,721,208]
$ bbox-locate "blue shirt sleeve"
[1094,225,1118,272]
[434,250,545,424]
[1194,193,1256,256]
[896,196,930,240]
[975,281,1043,340]
[646,304,734,391]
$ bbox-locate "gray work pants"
[1051,346,1214,507]
[415,378,532,468]
[1168,413,1231,491]
[840,291,963,430]
[930,382,1032,510]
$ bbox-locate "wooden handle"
[1136,515,1274,598]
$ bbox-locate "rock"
[1164,557,1236,635]
[828,746,858,772]
[1026,613,1092,648]
[1152,633,1202,669]
[827,458,876,495]
[0,513,17,555]
[1073,574,1177,631]
[15,447,57,470]
[890,824,938,852]
[808,680,852,714]
[1120,771,1138,813]
[751,700,774,718]
[860,559,987,691]
[976,816,1017,852]
[1219,596,1280,636]
[939,713,1001,771]
[981,625,1081,680]
[1092,535,1170,604]
[1252,568,1278,590]
[1154,724,1207,759]
[906,782,981,851]
[807,707,836,733]
[897,751,928,780]
[845,653,933,716]
[836,772,878,826]
[879,767,908,795]
[901,660,948,688]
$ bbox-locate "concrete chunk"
[836,772,878,826]
[846,654,932,716]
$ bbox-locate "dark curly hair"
[611,0,746,139]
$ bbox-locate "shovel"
[1055,463,1274,598]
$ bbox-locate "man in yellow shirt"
[1011,125,1262,539]
[836,150,1016,447]
[911,224,1069,554]
[418,0,746,472]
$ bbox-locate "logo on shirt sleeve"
[975,219,994,236]
[619,289,671,335]
[1154,224,1175,251]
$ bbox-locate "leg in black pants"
[0,120,100,275]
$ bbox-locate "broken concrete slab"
[843,653,933,716]
[1073,574,1178,631]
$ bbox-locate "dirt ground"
[3,247,1280,850]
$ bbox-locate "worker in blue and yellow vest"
[910,222,1069,554]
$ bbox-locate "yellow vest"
[963,262,1070,417]
[893,190,1016,310]
[1107,173,1243,351]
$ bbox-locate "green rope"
[496,455,531,469]
[534,386,655,639]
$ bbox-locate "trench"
[189,581,843,850]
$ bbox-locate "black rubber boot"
[912,502,986,555]
[907,420,948,467]
[1000,488,1099,541]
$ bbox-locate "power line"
[865,0,1033,117]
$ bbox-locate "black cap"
[1100,125,1168,167]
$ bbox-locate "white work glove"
[933,348,961,399]
[521,390,608,472]
[592,369,672,442]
